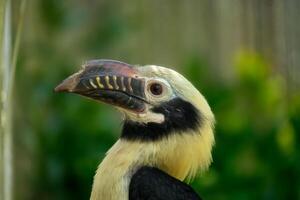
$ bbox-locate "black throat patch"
[121,98,202,142]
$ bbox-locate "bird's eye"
[149,83,163,96]
[146,79,172,101]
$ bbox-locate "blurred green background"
[7,0,300,199]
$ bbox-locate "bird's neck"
[90,125,214,200]
[90,140,143,200]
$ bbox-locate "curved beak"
[55,59,147,113]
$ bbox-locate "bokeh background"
[2,0,300,199]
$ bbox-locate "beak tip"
[54,78,78,93]
[54,83,70,93]
[55,71,82,93]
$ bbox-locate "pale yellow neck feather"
[90,123,214,200]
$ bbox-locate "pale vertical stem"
[10,0,26,83]
[1,0,27,199]
[1,0,12,200]
[0,0,6,199]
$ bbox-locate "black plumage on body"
[130,166,202,200]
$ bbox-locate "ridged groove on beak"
[55,59,147,112]
[75,75,145,99]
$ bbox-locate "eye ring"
[149,82,163,96]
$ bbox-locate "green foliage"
[186,52,300,200]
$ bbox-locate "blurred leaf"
[276,121,295,156]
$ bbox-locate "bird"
[55,59,215,200]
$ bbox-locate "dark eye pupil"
[150,83,163,95]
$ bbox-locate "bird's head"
[55,59,215,179]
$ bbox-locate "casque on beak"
[55,60,147,113]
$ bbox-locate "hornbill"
[55,60,215,200]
